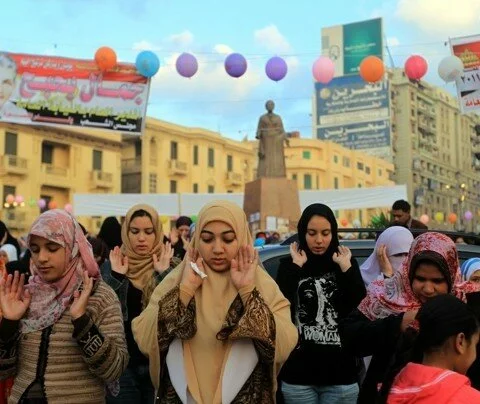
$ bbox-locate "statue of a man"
[255,100,289,178]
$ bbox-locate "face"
[198,221,238,272]
[29,235,67,283]
[297,278,318,324]
[411,263,449,303]
[454,331,480,375]
[392,209,410,226]
[266,100,274,112]
[389,252,408,273]
[0,250,8,263]
[177,225,190,240]
[128,215,155,255]
[469,270,480,283]
[305,215,332,255]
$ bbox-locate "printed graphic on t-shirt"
[295,273,340,346]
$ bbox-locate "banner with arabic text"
[0,52,149,133]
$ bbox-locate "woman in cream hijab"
[132,200,298,403]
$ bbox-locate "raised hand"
[153,242,174,274]
[332,245,352,272]
[377,244,394,278]
[169,229,179,245]
[290,241,307,268]
[231,245,257,291]
[181,235,190,252]
[109,246,128,275]
[0,272,31,321]
[401,309,419,332]
[70,271,94,320]
[180,246,204,292]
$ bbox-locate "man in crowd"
[391,199,428,230]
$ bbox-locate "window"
[304,174,312,190]
[365,166,371,175]
[302,150,311,159]
[5,131,17,155]
[92,150,102,170]
[343,157,350,167]
[193,183,199,193]
[334,177,339,189]
[3,185,15,206]
[357,162,364,170]
[134,140,142,157]
[169,180,177,193]
[170,141,178,160]
[227,190,233,193]
[149,173,157,193]
[378,169,383,177]
[292,174,297,181]
[227,155,233,172]
[208,185,214,193]
[40,194,51,213]
[358,183,362,188]
[208,148,214,167]
[333,155,339,164]
[193,145,199,165]
[41,143,53,164]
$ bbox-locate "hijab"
[0,243,18,262]
[120,204,164,291]
[358,232,480,321]
[21,209,100,333]
[132,200,295,403]
[0,220,21,259]
[360,226,413,285]
[97,216,122,251]
[461,258,480,281]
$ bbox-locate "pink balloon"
[64,203,73,214]
[420,214,429,225]
[37,198,46,209]
[312,56,335,84]
[5,194,14,204]
[465,211,473,221]
[404,55,428,81]
[15,195,24,204]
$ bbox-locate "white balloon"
[438,55,464,82]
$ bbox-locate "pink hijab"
[21,209,100,333]
[358,232,480,321]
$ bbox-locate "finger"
[73,290,80,300]
[238,248,245,271]
[192,248,199,263]
[23,288,31,305]
[230,258,238,273]
[4,274,12,296]
[169,248,174,259]
[15,274,26,301]
[247,245,255,263]
[152,253,158,263]
[11,271,20,296]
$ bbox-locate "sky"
[3,0,480,140]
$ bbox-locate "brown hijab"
[121,204,165,291]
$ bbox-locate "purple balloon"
[225,53,247,78]
[265,56,288,81]
[176,53,198,78]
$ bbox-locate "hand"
[231,245,257,291]
[169,229,179,245]
[332,245,352,272]
[70,271,94,320]
[400,309,419,332]
[181,235,190,252]
[109,246,128,275]
[290,242,307,268]
[0,271,31,321]
[180,247,204,292]
[153,242,173,274]
[377,245,394,278]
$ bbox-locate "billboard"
[321,18,383,77]
[0,52,149,134]
[450,35,480,113]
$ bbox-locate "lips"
[211,258,226,265]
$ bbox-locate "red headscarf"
[358,232,480,321]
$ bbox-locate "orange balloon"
[340,219,348,227]
[48,200,58,210]
[359,56,385,83]
[95,46,117,71]
[448,213,457,224]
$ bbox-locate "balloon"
[434,212,444,222]
[136,50,160,78]
[265,56,288,82]
[465,211,473,221]
[48,200,57,210]
[14,195,24,204]
[160,215,169,224]
[340,218,348,227]
[190,215,198,223]
[28,197,36,207]
[224,53,247,78]
[94,46,117,71]
[64,203,73,214]
[359,56,385,83]
[448,213,457,224]
[312,56,335,84]
[5,194,14,204]
[404,55,428,81]
[37,198,46,209]
[438,55,463,82]
[420,214,429,224]
[175,53,198,78]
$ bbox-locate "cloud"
[132,40,161,51]
[254,24,293,54]
[166,30,194,49]
[396,0,480,36]
[213,44,234,55]
[386,37,400,47]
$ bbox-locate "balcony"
[0,155,28,176]
[91,170,113,189]
[122,157,142,174]
[40,164,70,188]
[168,160,188,176]
[2,210,27,230]
[225,171,243,186]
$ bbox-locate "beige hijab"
[132,200,297,403]
[121,204,165,291]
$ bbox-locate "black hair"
[97,216,122,251]
[392,200,411,213]
[130,209,153,222]
[176,216,192,229]
[87,236,109,267]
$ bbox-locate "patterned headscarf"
[358,232,480,321]
[21,209,100,333]
[461,258,480,281]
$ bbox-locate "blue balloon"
[135,51,160,77]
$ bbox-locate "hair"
[130,209,153,224]
[392,200,411,213]
[176,216,192,229]
[87,236,108,266]
[379,294,479,402]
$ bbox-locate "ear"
[454,333,467,355]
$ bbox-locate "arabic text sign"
[451,35,480,113]
[0,52,149,133]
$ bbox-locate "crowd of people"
[0,199,479,403]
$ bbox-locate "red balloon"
[95,47,117,71]
[404,55,428,81]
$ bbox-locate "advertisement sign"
[0,52,149,133]
[321,18,383,77]
[450,35,480,113]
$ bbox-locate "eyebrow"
[307,228,331,231]
[201,230,235,235]
[130,226,154,231]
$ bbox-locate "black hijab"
[97,216,122,251]
[297,203,340,271]
[0,220,21,259]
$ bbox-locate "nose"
[212,239,223,253]
[137,232,146,241]
[422,281,435,295]
[38,248,48,263]
[315,235,323,244]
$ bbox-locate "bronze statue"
[255,100,289,178]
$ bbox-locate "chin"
[206,262,230,273]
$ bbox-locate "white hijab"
[0,243,18,263]
[360,226,413,286]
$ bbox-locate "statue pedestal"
[243,177,301,234]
